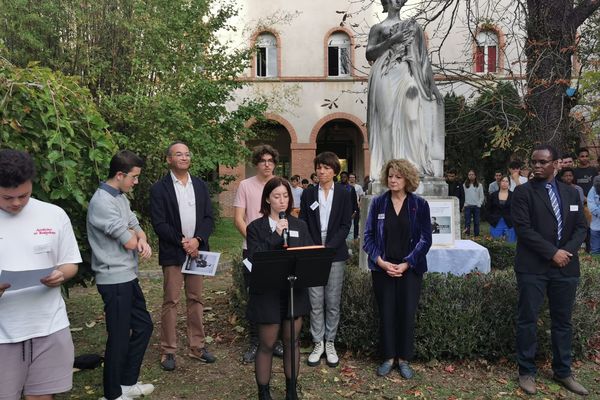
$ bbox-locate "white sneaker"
[325,341,339,367]
[121,382,155,398]
[307,341,324,366]
[99,396,132,400]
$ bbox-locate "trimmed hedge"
[230,252,600,361]
[472,236,516,270]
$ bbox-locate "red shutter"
[488,46,497,73]
[475,46,484,73]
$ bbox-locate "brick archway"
[309,112,368,149]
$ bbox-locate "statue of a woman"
[366,0,444,182]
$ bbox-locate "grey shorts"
[0,327,74,399]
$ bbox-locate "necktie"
[545,183,563,241]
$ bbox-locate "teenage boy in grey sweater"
[87,150,154,400]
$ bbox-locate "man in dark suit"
[299,152,353,368]
[511,144,588,396]
[150,141,215,371]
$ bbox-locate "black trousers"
[97,279,153,400]
[371,269,422,360]
[353,210,360,239]
[516,270,579,378]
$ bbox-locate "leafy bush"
[0,61,118,285]
[473,236,517,270]
[232,254,600,361]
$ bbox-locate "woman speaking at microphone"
[246,177,313,400]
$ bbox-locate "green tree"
[445,82,527,182]
[1,0,268,213]
[0,58,118,283]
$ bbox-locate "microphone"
[279,211,289,248]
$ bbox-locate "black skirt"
[246,287,310,324]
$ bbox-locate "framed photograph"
[181,251,221,276]
[427,198,456,246]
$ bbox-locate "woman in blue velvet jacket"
[363,159,432,379]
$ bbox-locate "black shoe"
[160,353,176,371]
[243,342,258,364]
[273,340,284,358]
[189,347,216,363]
[257,384,273,400]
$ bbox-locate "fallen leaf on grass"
[444,364,456,373]
[233,325,245,333]
[205,336,214,344]
[85,321,96,328]
[70,327,83,332]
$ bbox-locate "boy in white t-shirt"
[0,149,81,400]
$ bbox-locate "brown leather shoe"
[553,375,589,396]
[518,375,537,395]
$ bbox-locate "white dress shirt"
[171,171,196,238]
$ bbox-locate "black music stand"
[251,247,335,391]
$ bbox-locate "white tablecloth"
[426,240,491,275]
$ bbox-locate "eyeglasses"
[529,159,553,166]
[122,173,140,182]
[258,159,275,165]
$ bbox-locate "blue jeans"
[464,206,480,236]
[490,217,516,242]
[590,229,600,254]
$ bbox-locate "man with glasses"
[87,150,154,400]
[511,144,588,396]
[150,141,216,372]
[233,144,284,362]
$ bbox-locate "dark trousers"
[464,206,480,236]
[371,269,422,360]
[353,210,360,239]
[98,279,153,400]
[516,270,579,378]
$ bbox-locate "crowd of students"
[0,144,593,400]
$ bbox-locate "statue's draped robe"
[367,20,444,179]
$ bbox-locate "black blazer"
[299,183,353,262]
[511,180,587,276]
[246,215,313,261]
[486,190,513,228]
[150,173,214,266]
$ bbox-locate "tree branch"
[569,0,600,30]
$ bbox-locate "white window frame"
[475,31,499,74]
[256,33,278,78]
[328,32,351,77]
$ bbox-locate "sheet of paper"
[181,251,221,276]
[242,258,252,272]
[0,267,55,291]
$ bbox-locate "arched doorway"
[247,120,292,177]
[316,119,364,177]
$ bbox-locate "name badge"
[289,230,299,238]
[310,201,319,210]
[242,258,252,272]
[570,205,579,212]
[378,213,385,220]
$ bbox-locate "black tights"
[255,318,302,385]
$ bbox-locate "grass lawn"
[209,217,243,262]
[60,268,600,399]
